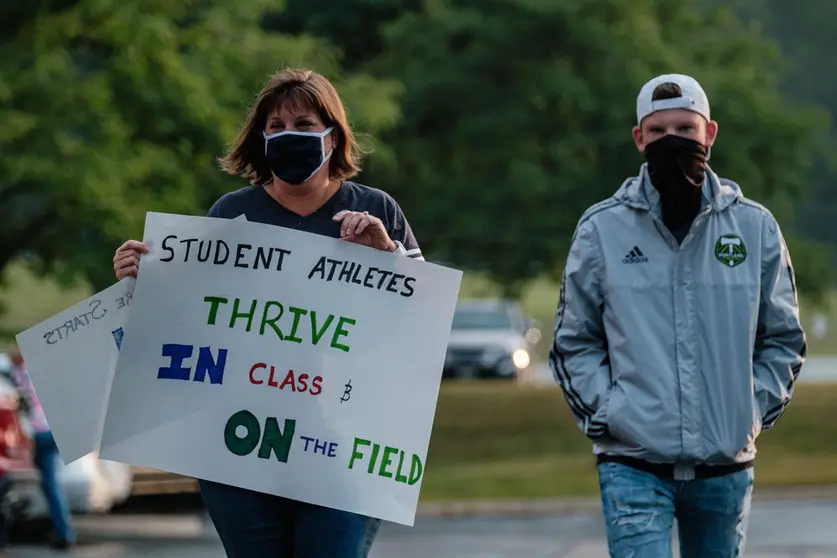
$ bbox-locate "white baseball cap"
[636,74,710,125]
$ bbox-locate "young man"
[549,74,806,557]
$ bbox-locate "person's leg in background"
[198,479,294,558]
[676,468,754,558]
[295,502,381,558]
[598,462,677,558]
[32,431,75,548]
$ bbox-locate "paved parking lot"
[6,498,837,557]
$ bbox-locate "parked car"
[0,353,134,522]
[443,299,541,380]
[0,367,38,547]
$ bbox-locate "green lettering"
[367,442,380,474]
[204,296,228,325]
[379,446,398,479]
[310,311,335,345]
[408,454,423,486]
[224,410,260,456]
[330,316,356,352]
[229,298,257,332]
[348,438,371,470]
[395,450,408,483]
[259,301,284,340]
[257,417,296,462]
[285,307,308,344]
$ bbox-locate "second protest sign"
[98,212,462,526]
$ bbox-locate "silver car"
[444,299,541,380]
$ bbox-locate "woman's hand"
[333,210,396,252]
[113,240,149,280]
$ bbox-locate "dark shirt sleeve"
[386,196,423,261]
[207,195,246,220]
[207,198,225,218]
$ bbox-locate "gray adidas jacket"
[549,164,806,465]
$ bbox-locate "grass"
[420,381,837,501]
[0,262,91,344]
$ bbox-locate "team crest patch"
[714,234,747,267]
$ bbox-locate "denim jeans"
[598,462,754,558]
[33,432,75,543]
[198,479,381,558]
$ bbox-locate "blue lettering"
[193,346,228,384]
[157,344,193,381]
[112,327,124,350]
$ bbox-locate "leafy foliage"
[348,0,828,294]
[0,0,401,290]
[0,0,831,299]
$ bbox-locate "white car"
[0,354,134,519]
[18,448,134,520]
[444,299,542,380]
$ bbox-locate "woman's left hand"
[333,210,396,252]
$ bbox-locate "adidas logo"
[622,246,648,264]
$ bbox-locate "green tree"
[361,0,829,296]
[704,0,837,275]
[0,0,401,291]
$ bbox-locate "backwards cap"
[636,74,710,125]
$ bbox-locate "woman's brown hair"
[219,69,364,185]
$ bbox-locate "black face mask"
[264,128,333,185]
[644,134,708,231]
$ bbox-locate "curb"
[416,485,837,518]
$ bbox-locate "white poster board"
[15,279,135,463]
[98,212,462,526]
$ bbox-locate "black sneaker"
[47,532,76,551]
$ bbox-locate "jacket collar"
[615,163,742,215]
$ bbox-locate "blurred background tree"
[1,0,834,303]
[272,0,833,297]
[0,0,401,291]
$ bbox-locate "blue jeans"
[33,432,75,543]
[598,462,754,558]
[198,479,381,558]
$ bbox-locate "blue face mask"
[263,127,333,185]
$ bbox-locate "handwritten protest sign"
[98,212,462,526]
[15,279,135,463]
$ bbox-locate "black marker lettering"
[197,240,212,263]
[90,299,107,320]
[214,240,230,265]
[255,247,272,270]
[160,235,176,262]
[308,256,327,280]
[326,259,340,280]
[235,244,252,269]
[180,238,198,261]
[401,276,416,298]
[363,267,378,288]
[274,248,291,271]
[376,270,393,289]
[386,274,404,294]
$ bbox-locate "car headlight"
[512,349,530,369]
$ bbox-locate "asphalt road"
[6,499,837,557]
[531,356,837,385]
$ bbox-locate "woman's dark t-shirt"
[207,182,422,260]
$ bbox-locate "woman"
[112,68,423,557]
